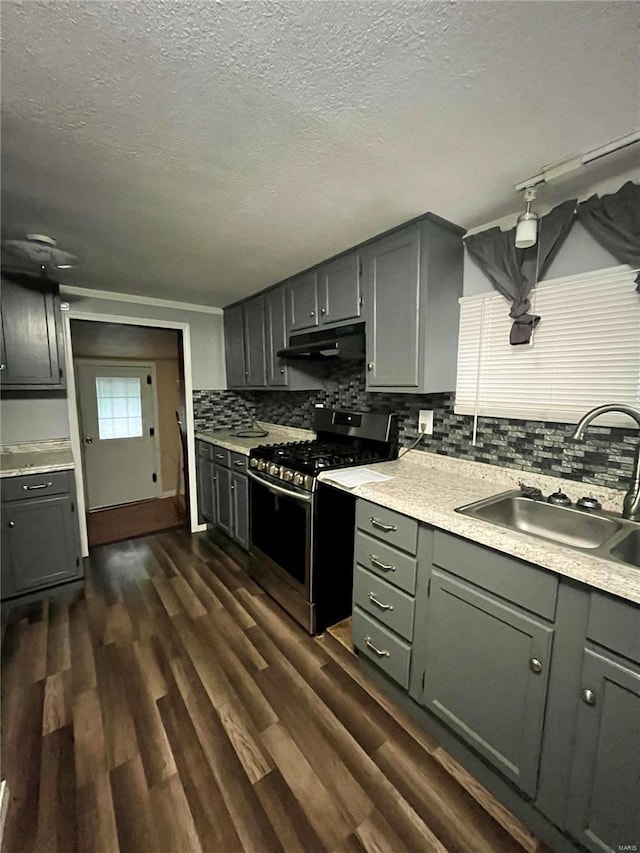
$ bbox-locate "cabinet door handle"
[0,364,5,370]
[581,688,596,706]
[370,517,397,533]
[7,521,15,528]
[364,637,390,657]
[231,484,235,491]
[321,307,326,315]
[367,362,374,371]
[23,482,53,491]
[369,554,395,572]
[368,592,393,611]
[529,658,543,674]
[280,368,285,374]
[310,311,315,317]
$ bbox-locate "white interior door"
[76,361,161,509]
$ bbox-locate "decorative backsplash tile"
[193,361,637,491]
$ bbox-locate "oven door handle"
[246,470,313,504]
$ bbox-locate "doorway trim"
[63,311,206,556]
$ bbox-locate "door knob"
[529,658,543,674]
[85,436,93,444]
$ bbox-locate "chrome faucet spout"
[572,404,640,521]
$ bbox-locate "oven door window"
[250,481,310,586]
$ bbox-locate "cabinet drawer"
[353,566,415,642]
[586,591,640,665]
[356,499,418,555]
[353,607,411,688]
[355,531,417,595]
[212,446,230,468]
[197,441,213,461]
[230,452,248,473]
[1,470,72,502]
[433,531,558,621]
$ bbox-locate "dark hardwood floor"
[86,496,185,547]
[1,530,548,853]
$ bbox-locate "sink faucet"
[572,404,640,521]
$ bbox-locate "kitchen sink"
[456,490,640,568]
[609,529,640,569]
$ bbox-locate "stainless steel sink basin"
[609,529,640,569]
[456,490,640,568]
[459,493,622,549]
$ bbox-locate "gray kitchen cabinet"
[361,216,464,393]
[265,287,288,386]
[243,296,267,387]
[214,463,233,537]
[231,470,249,550]
[564,648,640,853]
[421,567,553,797]
[287,271,319,332]
[225,290,321,391]
[1,471,82,602]
[196,440,215,524]
[0,273,65,390]
[317,252,361,325]
[224,303,247,388]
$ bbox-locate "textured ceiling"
[1,1,638,306]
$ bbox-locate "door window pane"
[96,377,143,439]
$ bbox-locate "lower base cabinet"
[1,471,83,603]
[565,648,640,853]
[351,498,640,853]
[196,441,249,550]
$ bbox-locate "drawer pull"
[216,453,226,459]
[365,637,390,657]
[368,592,393,611]
[22,482,52,491]
[233,460,245,467]
[369,554,395,572]
[370,517,397,533]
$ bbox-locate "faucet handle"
[518,482,544,501]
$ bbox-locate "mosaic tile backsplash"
[193,361,637,491]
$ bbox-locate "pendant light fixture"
[515,187,538,249]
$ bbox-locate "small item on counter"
[518,482,544,501]
[576,495,603,511]
[547,490,572,506]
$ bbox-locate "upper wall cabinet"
[362,217,464,393]
[287,271,319,332]
[318,253,361,326]
[0,273,66,391]
[287,253,361,334]
[224,303,247,388]
[225,288,322,392]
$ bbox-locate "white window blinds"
[455,265,640,427]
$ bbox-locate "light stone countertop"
[0,440,75,478]
[318,450,640,606]
[196,423,315,455]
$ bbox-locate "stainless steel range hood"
[277,322,365,360]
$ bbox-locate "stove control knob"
[249,458,258,468]
[294,473,304,486]
[257,461,266,472]
[283,471,293,482]
[269,464,280,477]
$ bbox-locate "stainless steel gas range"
[247,408,398,634]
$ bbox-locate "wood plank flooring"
[86,496,185,547]
[1,529,548,853]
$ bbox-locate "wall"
[63,292,226,389]
[0,395,70,443]
[193,362,636,492]
[194,175,639,493]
